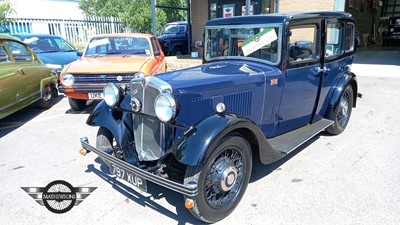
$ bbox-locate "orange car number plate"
[88,93,103,99]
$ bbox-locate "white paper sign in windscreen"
[241,28,277,56]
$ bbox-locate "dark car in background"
[382,16,400,45]
[12,34,80,78]
[80,12,360,223]
[157,21,189,56]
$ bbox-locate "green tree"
[79,0,187,34]
[0,0,15,32]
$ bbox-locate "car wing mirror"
[77,51,83,57]
[154,50,161,56]
[195,40,203,48]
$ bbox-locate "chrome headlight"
[103,83,123,107]
[154,93,176,122]
[134,72,146,79]
[61,74,74,86]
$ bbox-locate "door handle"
[16,68,25,75]
[316,66,330,73]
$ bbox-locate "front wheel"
[96,127,117,167]
[184,135,252,223]
[326,85,354,135]
[68,98,86,111]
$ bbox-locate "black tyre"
[326,85,354,135]
[68,98,86,111]
[171,47,184,56]
[36,84,55,109]
[96,127,116,167]
[184,135,252,223]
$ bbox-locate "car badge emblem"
[117,75,123,81]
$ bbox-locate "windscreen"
[205,25,281,64]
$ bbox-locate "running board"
[268,118,333,155]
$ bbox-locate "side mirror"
[76,51,83,57]
[154,50,161,56]
[195,40,203,48]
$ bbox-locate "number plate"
[88,92,103,99]
[109,162,147,192]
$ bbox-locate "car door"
[4,40,43,101]
[273,19,323,136]
[314,19,356,121]
[0,41,27,116]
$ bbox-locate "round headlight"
[61,74,74,86]
[134,72,146,79]
[154,93,176,122]
[103,83,121,107]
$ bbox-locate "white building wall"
[10,0,84,20]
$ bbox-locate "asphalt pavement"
[0,45,399,225]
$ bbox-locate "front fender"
[86,99,134,149]
[168,113,283,166]
[327,72,358,113]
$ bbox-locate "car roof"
[0,34,25,42]
[89,33,156,39]
[206,11,355,26]
[11,33,63,38]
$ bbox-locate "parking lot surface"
[1,47,400,225]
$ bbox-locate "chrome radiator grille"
[130,76,172,161]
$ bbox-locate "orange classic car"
[59,33,166,111]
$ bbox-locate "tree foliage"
[0,0,15,27]
[79,0,187,34]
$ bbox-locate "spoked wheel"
[184,135,252,223]
[326,85,354,135]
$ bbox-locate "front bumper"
[80,138,198,197]
[58,85,105,93]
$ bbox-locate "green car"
[0,34,58,120]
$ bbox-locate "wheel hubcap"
[205,148,243,208]
[337,91,349,127]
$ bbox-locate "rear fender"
[168,113,284,167]
[326,72,358,115]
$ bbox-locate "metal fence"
[5,17,130,47]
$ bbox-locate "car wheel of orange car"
[68,98,86,111]
[36,84,55,109]
[183,135,252,223]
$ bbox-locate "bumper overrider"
[79,138,198,197]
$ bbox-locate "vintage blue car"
[80,12,360,223]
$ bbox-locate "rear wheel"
[326,85,354,135]
[68,98,86,111]
[183,135,252,223]
[36,84,55,109]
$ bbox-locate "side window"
[0,43,10,63]
[326,21,344,58]
[151,38,160,52]
[344,23,355,52]
[4,40,33,61]
[288,25,319,63]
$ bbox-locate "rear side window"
[4,40,32,61]
[326,21,344,58]
[344,23,355,52]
